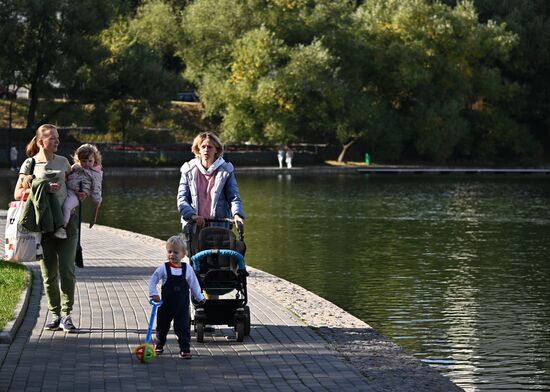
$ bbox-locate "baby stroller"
[187,218,250,342]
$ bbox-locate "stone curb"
[0,267,32,344]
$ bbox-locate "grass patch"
[0,261,28,331]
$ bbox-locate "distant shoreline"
[1,164,550,179]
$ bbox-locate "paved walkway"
[0,220,374,392]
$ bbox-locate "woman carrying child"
[14,124,86,332]
[54,144,103,239]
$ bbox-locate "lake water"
[2,172,549,391]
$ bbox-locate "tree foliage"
[0,0,126,127]
[181,1,355,145]
[1,0,547,164]
[94,0,186,138]
[0,0,185,136]
[98,1,182,102]
[352,0,525,162]
[180,0,537,163]
[471,0,550,160]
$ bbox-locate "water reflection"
[1,173,549,391]
[239,174,550,392]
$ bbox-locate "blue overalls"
[155,262,191,351]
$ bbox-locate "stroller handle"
[202,217,245,239]
[191,249,246,272]
[204,217,234,223]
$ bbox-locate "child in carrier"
[54,144,103,239]
[148,235,205,359]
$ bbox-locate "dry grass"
[0,99,217,139]
[325,160,370,167]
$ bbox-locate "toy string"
[145,299,163,344]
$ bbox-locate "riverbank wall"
[0,126,350,168]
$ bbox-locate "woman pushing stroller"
[176,131,248,338]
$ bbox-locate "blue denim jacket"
[177,158,245,231]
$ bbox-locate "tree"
[222,29,343,144]
[0,0,125,128]
[0,1,19,90]
[180,0,530,163]
[95,0,185,139]
[180,0,352,146]
[179,0,261,116]
[472,0,550,160]
[345,0,529,162]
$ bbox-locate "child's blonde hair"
[166,235,187,253]
[73,143,102,166]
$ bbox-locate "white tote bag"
[4,200,43,262]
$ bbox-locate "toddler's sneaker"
[154,343,164,354]
[45,315,62,330]
[53,227,67,239]
[61,315,77,332]
[179,351,192,360]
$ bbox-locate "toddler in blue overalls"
[148,235,205,359]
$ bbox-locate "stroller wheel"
[244,306,251,336]
[196,322,205,343]
[235,319,245,342]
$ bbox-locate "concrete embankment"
[2,164,549,180]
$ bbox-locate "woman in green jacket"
[14,124,86,332]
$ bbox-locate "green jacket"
[19,179,64,233]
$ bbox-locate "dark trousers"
[156,300,191,351]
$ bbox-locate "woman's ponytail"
[25,136,39,157]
